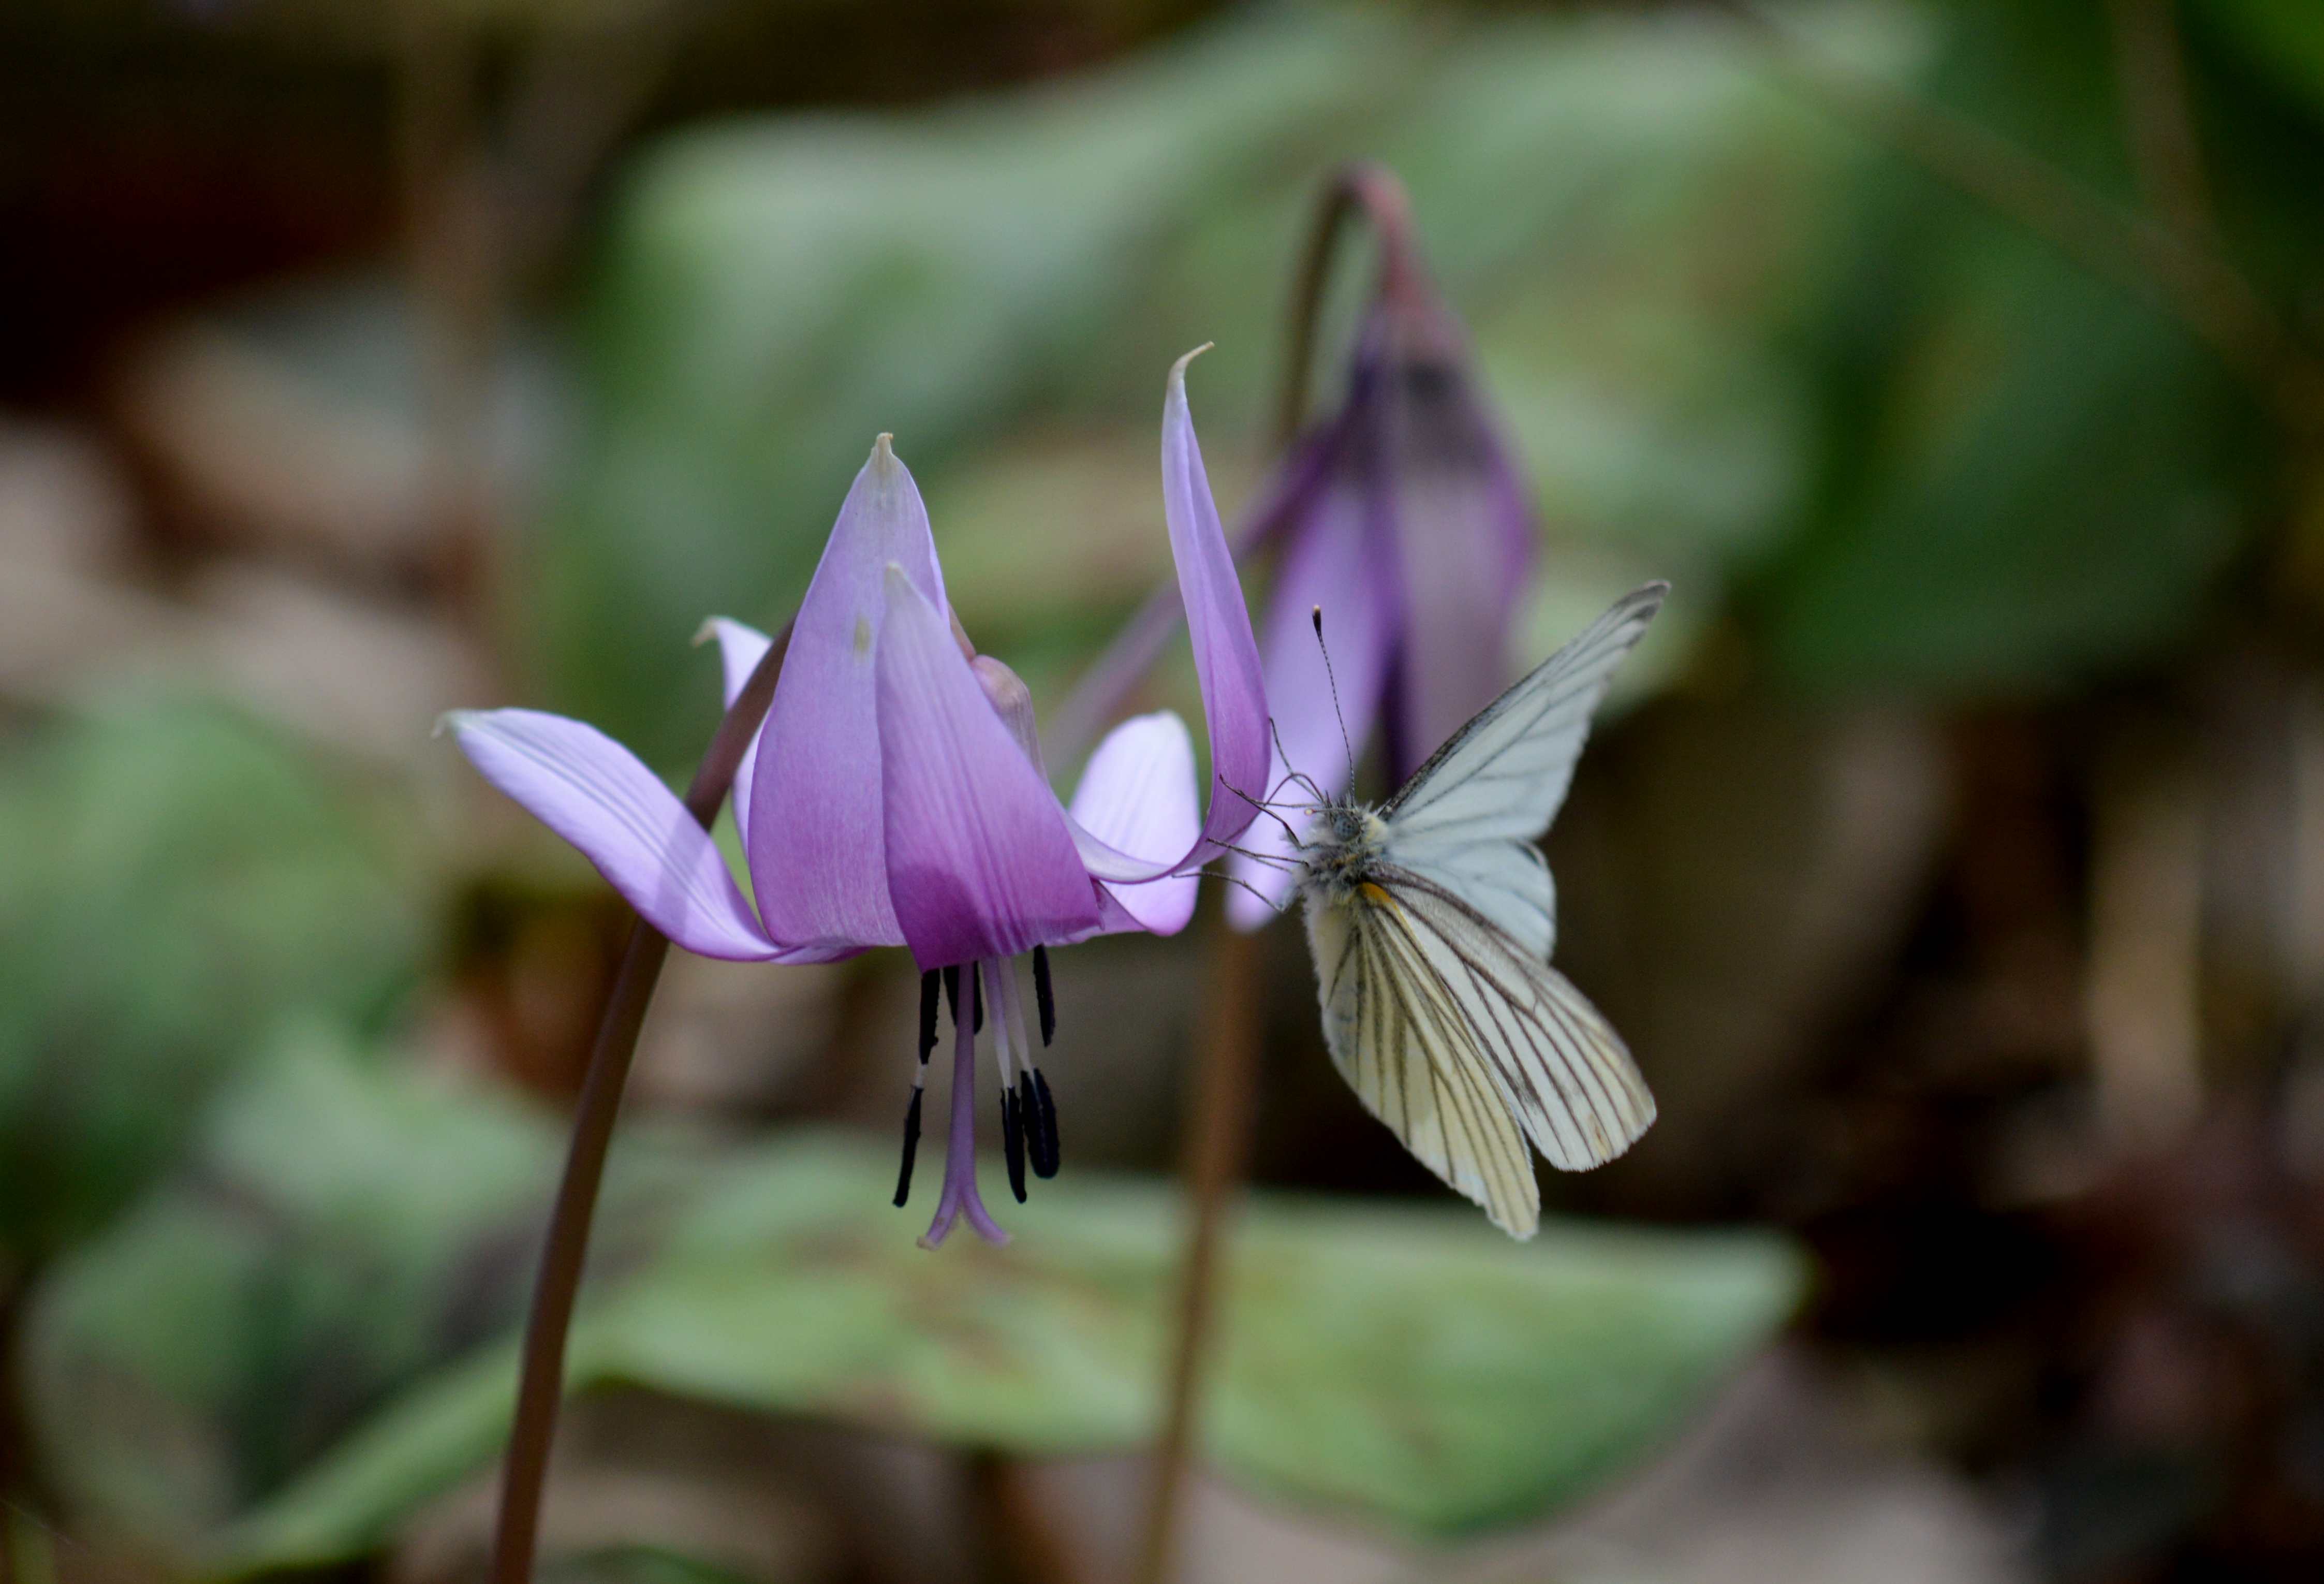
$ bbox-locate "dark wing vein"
[1370,865,1654,1171]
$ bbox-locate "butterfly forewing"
[1382,581,1667,846]
[1307,889,1541,1237]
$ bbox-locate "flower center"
[895,949,1064,1248]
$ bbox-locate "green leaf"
[1755,193,2258,693]
[2198,0,2324,118]
[531,2,1917,759]
[26,1049,1802,1573]
[0,698,425,1262]
[17,1035,560,1554]
[1736,0,2274,693]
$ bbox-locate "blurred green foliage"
[536,1,1813,759]
[0,701,424,1268]
[535,0,2324,769]
[2201,0,2324,113]
[1755,0,2296,688]
[25,1043,1799,1572]
[18,1033,556,1555]
[533,5,1411,760]
[13,0,2324,1571]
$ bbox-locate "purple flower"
[1227,198,1536,928]
[446,351,1269,1245]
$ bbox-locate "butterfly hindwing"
[1371,866,1654,1172]
[1307,887,1541,1238]
[1379,827,1556,959]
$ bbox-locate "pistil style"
[921,967,1005,1248]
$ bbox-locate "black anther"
[1027,1068,1061,1179]
[1000,1085,1028,1203]
[1032,945,1057,1047]
[891,1086,923,1207]
[917,970,939,1064]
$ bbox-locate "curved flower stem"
[1133,921,1261,1584]
[1131,166,1397,1584]
[1043,163,1408,776]
[1275,160,1415,442]
[1134,160,1403,1579]
[491,619,792,1584]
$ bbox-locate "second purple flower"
[1229,167,1538,927]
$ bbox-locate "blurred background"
[7,1,2324,1581]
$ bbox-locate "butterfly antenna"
[1313,605,1356,790]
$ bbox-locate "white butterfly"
[1290,582,1667,1238]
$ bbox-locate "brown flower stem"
[490,620,791,1584]
[968,1449,1087,1584]
[1132,921,1262,1584]
[1276,162,1416,443]
[2105,0,2215,252]
[1046,165,1414,774]
[1129,166,1401,1584]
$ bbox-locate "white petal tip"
[695,614,777,656]
[1167,343,1215,388]
[871,432,898,468]
[432,710,477,740]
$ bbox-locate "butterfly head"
[1297,798,1390,905]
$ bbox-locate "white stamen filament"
[981,958,1018,1087]
[995,956,1035,1079]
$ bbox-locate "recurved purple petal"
[1164,349,1272,860]
[1067,711,1200,935]
[698,617,773,848]
[747,438,945,955]
[1225,479,1395,930]
[875,566,1104,968]
[444,709,786,962]
[1042,400,1344,771]
[702,617,775,706]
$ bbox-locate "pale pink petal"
[1067,711,1200,935]
[698,616,773,848]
